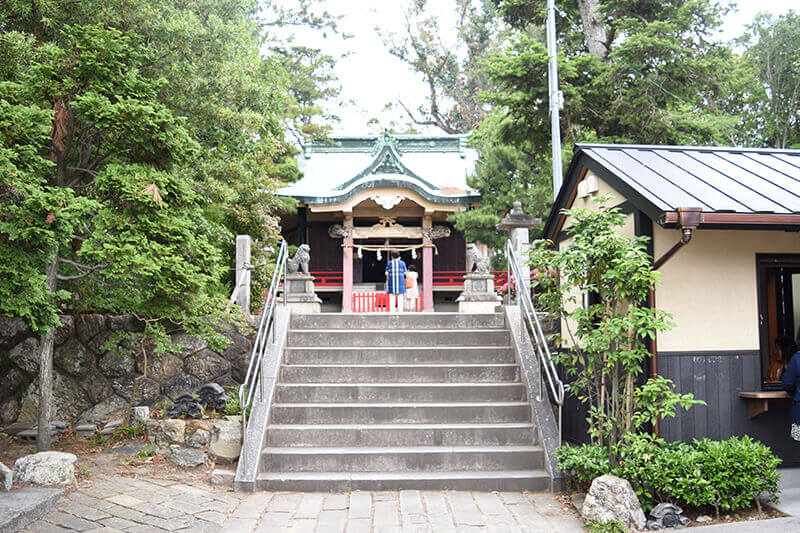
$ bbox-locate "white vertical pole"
[547,0,564,198]
[235,235,251,313]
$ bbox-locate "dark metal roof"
[543,144,800,239]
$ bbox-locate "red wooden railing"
[309,271,509,289]
[432,271,509,287]
[309,271,343,286]
[352,292,423,313]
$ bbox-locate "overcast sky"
[284,0,798,135]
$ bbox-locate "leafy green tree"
[0,0,296,445]
[530,198,702,458]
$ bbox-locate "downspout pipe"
[649,207,702,435]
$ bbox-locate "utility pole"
[546,0,563,198]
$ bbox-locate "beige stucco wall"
[654,226,800,352]
[558,171,635,347]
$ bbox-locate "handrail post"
[235,235,252,313]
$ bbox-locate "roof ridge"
[576,143,800,155]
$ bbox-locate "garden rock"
[106,315,143,332]
[186,428,210,448]
[166,447,206,468]
[19,371,91,423]
[170,332,207,358]
[185,349,231,383]
[138,353,183,382]
[98,351,135,377]
[0,317,28,346]
[582,475,647,531]
[76,314,106,344]
[8,337,40,374]
[696,515,711,524]
[163,374,202,399]
[646,502,690,530]
[0,462,11,491]
[76,395,127,425]
[156,419,186,444]
[13,452,77,486]
[79,372,114,404]
[130,406,150,425]
[53,316,75,346]
[210,418,242,463]
[112,376,161,404]
[0,398,20,425]
[54,338,95,376]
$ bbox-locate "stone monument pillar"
[497,201,541,292]
[284,244,322,313]
[456,243,502,313]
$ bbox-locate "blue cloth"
[781,350,800,424]
[385,258,407,294]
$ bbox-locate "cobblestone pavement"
[23,476,583,532]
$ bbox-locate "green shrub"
[584,520,626,533]
[557,434,781,515]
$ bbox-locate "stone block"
[184,349,231,383]
[20,371,91,423]
[111,376,161,404]
[169,332,208,358]
[76,395,127,426]
[98,351,135,378]
[8,337,40,374]
[137,353,183,382]
[52,316,75,346]
[75,314,106,344]
[54,338,95,377]
[13,451,77,486]
[79,372,114,404]
[129,406,149,425]
[163,374,202,399]
[156,419,186,445]
[166,447,206,468]
[186,428,210,448]
[209,419,242,463]
[106,315,144,333]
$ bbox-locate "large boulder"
[79,372,114,404]
[166,447,206,468]
[106,315,144,333]
[54,338,95,376]
[210,417,242,463]
[75,314,106,344]
[582,475,646,531]
[163,374,202,399]
[0,398,20,425]
[98,350,136,377]
[8,337,40,375]
[53,316,75,346]
[156,419,186,445]
[220,328,252,382]
[169,332,207,358]
[111,376,161,404]
[137,353,183,382]
[13,451,77,486]
[0,317,29,347]
[186,428,211,448]
[19,371,91,423]
[0,461,11,491]
[185,349,231,382]
[76,395,127,425]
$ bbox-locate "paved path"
[23,476,583,532]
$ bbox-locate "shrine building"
[278,133,489,312]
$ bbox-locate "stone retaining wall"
[0,315,254,426]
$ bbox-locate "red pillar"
[342,216,354,312]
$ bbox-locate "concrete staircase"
[255,313,551,491]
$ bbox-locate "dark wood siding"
[433,223,466,271]
[307,222,341,272]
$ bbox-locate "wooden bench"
[738,391,791,419]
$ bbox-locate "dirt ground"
[0,427,221,487]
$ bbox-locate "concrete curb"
[0,487,63,533]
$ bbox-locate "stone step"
[284,346,516,364]
[287,329,511,347]
[280,364,520,383]
[255,470,551,492]
[265,423,537,447]
[275,382,526,403]
[270,402,531,424]
[260,445,544,473]
[290,313,505,330]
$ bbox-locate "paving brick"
[99,516,140,529]
[26,521,71,532]
[43,510,98,531]
[294,493,325,519]
[233,493,273,519]
[323,493,349,511]
[59,500,112,521]
[83,527,126,532]
[220,517,258,532]
[257,511,292,530]
[126,526,169,533]
[373,499,400,527]
[267,493,303,513]
[195,510,227,525]
[103,503,146,522]
[132,503,184,520]
[286,518,317,533]
[345,518,372,533]
[106,494,145,508]
[445,492,484,527]
[317,509,347,530]
[348,492,372,520]
[399,490,425,526]
[421,491,455,530]
[67,492,117,511]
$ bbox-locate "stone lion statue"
[287,244,311,275]
[466,243,491,274]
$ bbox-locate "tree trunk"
[576,0,608,59]
[37,247,59,451]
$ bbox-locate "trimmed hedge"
[557,434,781,515]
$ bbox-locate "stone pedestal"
[285,273,321,313]
[456,273,502,314]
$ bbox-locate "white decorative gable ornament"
[369,194,405,210]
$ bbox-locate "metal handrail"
[238,240,287,471]
[505,240,565,406]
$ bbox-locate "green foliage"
[223,388,243,416]
[583,520,626,533]
[531,198,703,452]
[557,434,782,515]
